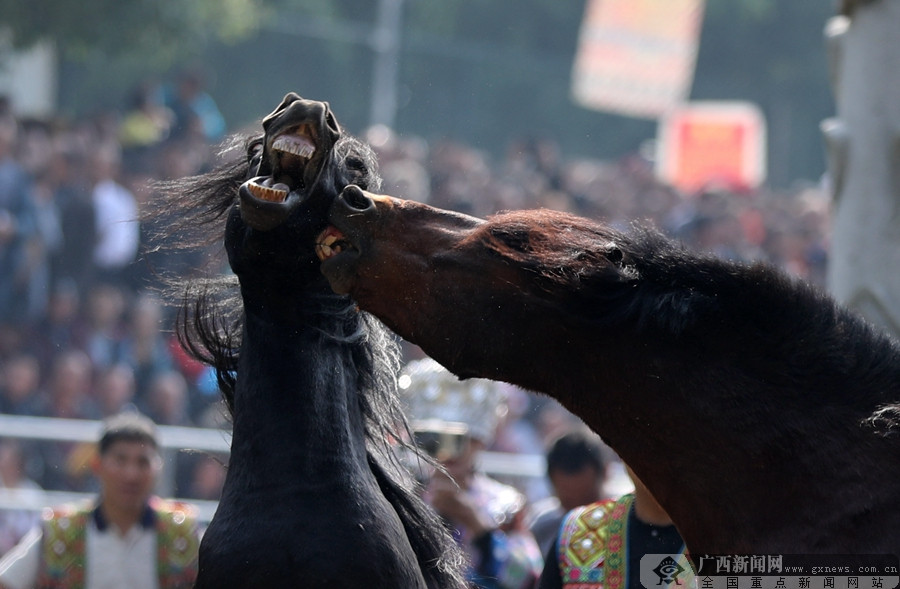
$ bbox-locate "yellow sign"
[571,0,706,119]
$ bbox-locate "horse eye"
[247,141,264,163]
[345,156,367,172]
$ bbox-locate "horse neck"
[229,291,370,485]
[564,337,900,553]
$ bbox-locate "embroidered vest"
[558,495,694,589]
[36,498,199,589]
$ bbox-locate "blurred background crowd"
[0,69,830,554]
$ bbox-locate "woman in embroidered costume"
[0,412,200,589]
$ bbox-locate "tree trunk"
[823,0,900,339]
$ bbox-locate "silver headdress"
[399,357,508,444]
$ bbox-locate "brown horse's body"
[317,186,900,554]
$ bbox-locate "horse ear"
[605,242,624,266]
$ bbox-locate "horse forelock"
[331,134,382,192]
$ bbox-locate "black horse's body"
[196,300,425,587]
[161,94,464,588]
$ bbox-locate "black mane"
[483,208,900,430]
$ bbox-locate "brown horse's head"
[317,187,485,342]
[316,186,629,382]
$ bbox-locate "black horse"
[158,94,465,588]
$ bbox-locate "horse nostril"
[342,185,373,211]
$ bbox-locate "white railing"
[0,414,232,453]
[0,413,546,524]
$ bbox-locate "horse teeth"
[317,244,333,259]
[323,235,337,246]
[273,135,315,159]
[248,182,288,203]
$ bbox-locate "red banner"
[656,101,767,193]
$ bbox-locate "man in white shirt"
[89,144,140,284]
[0,412,199,589]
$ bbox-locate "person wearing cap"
[0,411,199,589]
[401,358,543,589]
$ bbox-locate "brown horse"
[315,186,900,554]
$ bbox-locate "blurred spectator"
[35,350,96,421]
[89,143,140,286]
[25,159,63,319]
[140,369,195,497]
[119,293,174,402]
[24,278,84,373]
[82,283,128,370]
[166,69,226,144]
[0,354,42,416]
[401,358,543,589]
[51,147,96,293]
[538,466,689,589]
[143,370,192,427]
[95,364,138,417]
[186,454,226,501]
[119,80,172,151]
[0,439,41,555]
[0,114,36,325]
[0,412,200,589]
[32,350,98,491]
[527,429,610,555]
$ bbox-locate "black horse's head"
[225,93,380,286]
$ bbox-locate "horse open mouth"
[314,226,357,261]
[245,123,317,204]
[239,123,323,231]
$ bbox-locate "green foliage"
[406,0,581,52]
[706,0,777,20]
[0,0,265,67]
[0,0,841,185]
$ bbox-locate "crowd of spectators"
[0,76,831,540]
[0,71,227,524]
